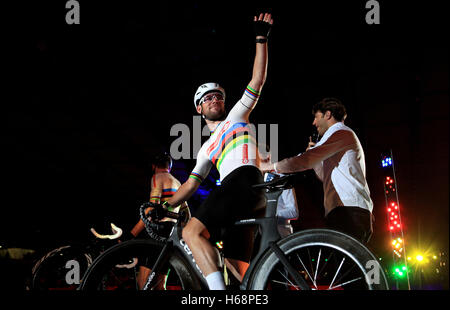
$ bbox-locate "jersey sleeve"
[228,85,261,119]
[189,145,213,184]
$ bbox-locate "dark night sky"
[2,1,448,261]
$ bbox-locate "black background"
[1,0,448,290]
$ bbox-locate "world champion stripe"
[161,188,177,197]
[216,134,257,171]
[207,122,248,156]
[189,172,204,183]
[208,126,250,162]
[207,121,232,155]
[245,85,260,99]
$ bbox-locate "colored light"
[393,265,407,278]
[382,157,393,167]
[416,255,424,262]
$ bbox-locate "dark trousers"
[325,206,373,244]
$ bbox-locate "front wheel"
[79,239,201,290]
[247,229,389,290]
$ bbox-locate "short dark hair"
[312,98,347,122]
[152,152,173,169]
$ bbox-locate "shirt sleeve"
[277,130,357,174]
[189,145,213,184]
[228,85,261,120]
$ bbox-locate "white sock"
[205,271,226,290]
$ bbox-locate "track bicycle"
[29,223,123,290]
[79,173,389,290]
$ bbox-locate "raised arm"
[248,13,273,93]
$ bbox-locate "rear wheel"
[31,245,91,290]
[247,229,389,290]
[79,239,201,290]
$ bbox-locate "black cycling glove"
[254,19,272,38]
[149,203,167,221]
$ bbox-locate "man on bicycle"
[162,13,273,290]
[129,152,189,289]
[260,98,374,244]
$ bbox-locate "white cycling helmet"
[193,82,225,108]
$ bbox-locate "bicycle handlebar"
[139,202,184,242]
[90,223,123,240]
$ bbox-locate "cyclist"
[162,13,273,290]
[129,152,190,289]
[260,98,374,244]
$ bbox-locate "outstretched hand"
[259,156,274,173]
[254,13,273,38]
[306,136,317,151]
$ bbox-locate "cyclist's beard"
[203,107,226,121]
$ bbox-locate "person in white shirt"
[259,144,299,237]
[276,188,299,237]
[260,98,374,243]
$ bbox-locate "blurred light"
[382,157,393,167]
[416,255,424,262]
[393,265,407,278]
[215,241,223,249]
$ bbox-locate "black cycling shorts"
[194,165,266,262]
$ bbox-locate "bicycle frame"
[143,221,209,290]
[143,184,310,290]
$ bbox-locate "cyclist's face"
[198,92,225,121]
[313,111,330,136]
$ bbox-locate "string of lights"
[381,150,411,289]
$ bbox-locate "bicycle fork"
[142,241,173,290]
